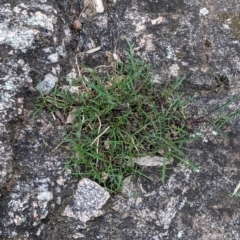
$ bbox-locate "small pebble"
[37,191,53,201]
[73,20,82,30]
[48,53,59,63]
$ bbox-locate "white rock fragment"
[48,53,59,63]
[202,137,208,143]
[38,183,49,192]
[139,34,156,52]
[14,215,26,226]
[199,8,209,16]
[63,25,72,43]
[36,74,58,94]
[42,47,52,53]
[113,53,120,61]
[212,130,218,136]
[72,233,85,238]
[55,187,61,193]
[51,65,61,76]
[56,176,65,185]
[166,45,175,59]
[66,69,77,84]
[36,228,42,236]
[56,45,67,57]
[39,209,49,219]
[151,16,165,25]
[222,24,230,30]
[177,230,184,238]
[93,0,105,13]
[61,178,110,226]
[24,11,54,31]
[169,64,180,77]
[37,191,53,201]
[35,4,53,12]
[56,197,62,205]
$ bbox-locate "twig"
[88,123,93,130]
[78,1,89,19]
[131,137,139,153]
[52,131,72,152]
[52,141,64,152]
[96,116,102,164]
[90,126,110,146]
[75,55,82,78]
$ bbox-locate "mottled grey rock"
[36,73,58,94]
[37,191,53,201]
[62,178,110,228]
[0,4,54,52]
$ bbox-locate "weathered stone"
[56,45,67,57]
[62,178,110,226]
[37,191,53,201]
[73,20,82,30]
[36,73,58,94]
[47,53,59,63]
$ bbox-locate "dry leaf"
[66,107,78,124]
[121,176,132,195]
[86,46,101,54]
[101,172,109,182]
[55,110,65,123]
[133,155,172,167]
[157,149,165,156]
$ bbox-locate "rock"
[47,53,59,63]
[66,69,77,84]
[36,73,58,94]
[24,11,54,32]
[37,191,53,201]
[83,0,104,16]
[56,45,67,57]
[169,63,180,77]
[199,8,209,16]
[93,0,105,13]
[62,178,110,228]
[73,20,82,30]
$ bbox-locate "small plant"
[35,41,240,194]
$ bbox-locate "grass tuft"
[35,40,240,194]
